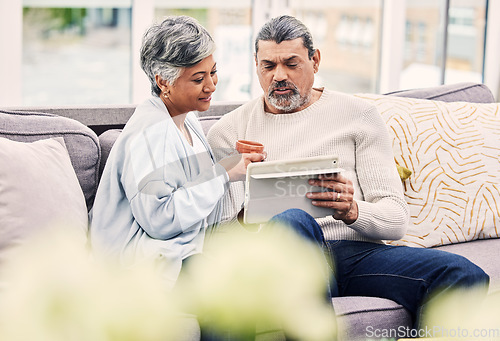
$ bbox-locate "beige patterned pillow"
[355,94,500,247]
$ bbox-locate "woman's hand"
[218,153,266,182]
[306,173,358,225]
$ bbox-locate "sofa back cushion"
[386,82,495,103]
[355,94,500,247]
[0,109,100,210]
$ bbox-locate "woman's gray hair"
[255,15,315,59]
[140,16,215,96]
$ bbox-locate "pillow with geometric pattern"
[355,94,500,248]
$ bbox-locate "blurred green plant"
[23,7,86,35]
[0,227,183,341]
[177,225,337,340]
[0,223,337,341]
[420,285,499,340]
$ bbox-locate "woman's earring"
[163,91,169,99]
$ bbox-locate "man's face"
[255,38,319,114]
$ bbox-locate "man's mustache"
[269,80,298,94]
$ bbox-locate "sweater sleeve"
[348,106,409,240]
[206,114,238,162]
[207,115,246,223]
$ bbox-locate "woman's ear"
[155,75,170,93]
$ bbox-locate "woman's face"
[161,54,218,116]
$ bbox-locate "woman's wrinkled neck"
[159,95,187,130]
[170,113,188,131]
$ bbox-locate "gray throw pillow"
[0,137,88,265]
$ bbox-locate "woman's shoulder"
[125,97,173,129]
[132,97,168,119]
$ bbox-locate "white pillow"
[355,94,500,247]
[0,137,88,260]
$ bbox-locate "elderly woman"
[90,16,265,289]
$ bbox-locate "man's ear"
[155,75,170,93]
[254,53,258,67]
[312,49,321,73]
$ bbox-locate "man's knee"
[442,253,489,288]
[457,258,489,287]
[271,208,316,225]
[268,209,324,244]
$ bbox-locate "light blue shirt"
[90,97,228,288]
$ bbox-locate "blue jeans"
[200,209,489,339]
[266,208,338,299]
[200,208,336,341]
[327,240,490,325]
[263,209,337,340]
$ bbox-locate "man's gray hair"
[140,16,215,96]
[255,15,316,59]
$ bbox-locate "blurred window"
[12,0,494,106]
[402,0,487,89]
[291,0,383,94]
[22,4,132,106]
[445,0,486,84]
[154,1,253,102]
[401,0,447,89]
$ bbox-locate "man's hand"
[306,173,358,225]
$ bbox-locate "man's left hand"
[306,173,358,225]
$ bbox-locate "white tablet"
[243,155,343,224]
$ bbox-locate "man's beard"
[267,80,310,113]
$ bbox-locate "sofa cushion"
[0,137,88,266]
[386,82,495,103]
[355,94,500,248]
[434,239,500,292]
[0,109,100,210]
[333,296,412,341]
[98,128,122,178]
[253,296,412,341]
[199,115,222,135]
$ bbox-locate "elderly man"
[207,15,488,327]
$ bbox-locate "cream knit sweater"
[207,89,409,243]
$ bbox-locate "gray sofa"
[1,82,498,341]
